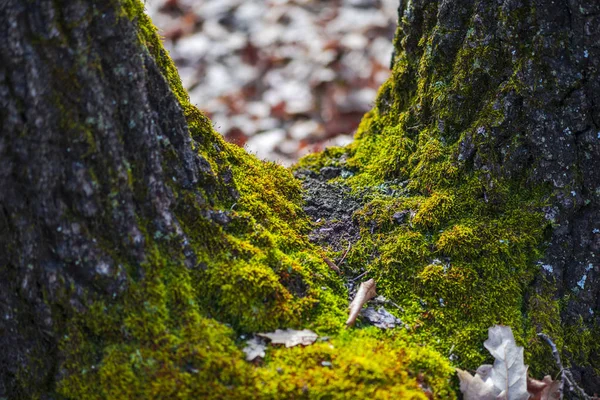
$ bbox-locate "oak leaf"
[457,325,530,400]
[484,325,530,400]
[456,367,498,400]
[527,376,561,400]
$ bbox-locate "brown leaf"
[527,376,548,398]
[528,375,561,400]
[346,278,376,327]
[323,256,341,275]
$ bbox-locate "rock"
[360,307,403,329]
[320,167,342,180]
[392,210,409,224]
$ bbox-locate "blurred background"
[146,0,398,165]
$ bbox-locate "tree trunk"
[0,0,598,399]
[299,0,600,394]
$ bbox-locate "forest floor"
[146,0,397,164]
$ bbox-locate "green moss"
[296,0,567,380]
[435,224,481,258]
[53,2,459,398]
[294,146,350,173]
[51,0,576,398]
[254,328,456,399]
[57,245,251,398]
[413,191,455,229]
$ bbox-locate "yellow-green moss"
[295,0,567,380]
[255,328,456,399]
[54,2,458,399]
[412,191,455,229]
[54,0,587,398]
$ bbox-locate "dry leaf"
[484,325,530,400]
[257,329,318,348]
[346,278,377,326]
[457,326,530,400]
[527,376,548,395]
[528,376,561,400]
[323,256,341,274]
[243,336,266,361]
[456,368,498,400]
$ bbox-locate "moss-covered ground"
[53,1,457,399]
[52,0,600,398]
[297,0,600,388]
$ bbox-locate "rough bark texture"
[0,0,235,395]
[0,0,598,398]
[298,0,600,395]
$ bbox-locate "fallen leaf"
[346,278,376,327]
[484,325,530,400]
[457,326,530,400]
[243,336,266,361]
[528,375,561,400]
[527,376,548,395]
[323,256,341,274]
[257,328,318,348]
[456,368,498,400]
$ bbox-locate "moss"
[294,146,351,173]
[54,2,459,399]
[333,153,551,368]
[435,224,481,258]
[524,280,565,377]
[412,191,455,229]
[51,0,580,398]
[296,0,568,381]
[254,328,456,399]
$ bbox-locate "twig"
[538,332,594,400]
[350,270,369,282]
[538,332,565,399]
[564,369,592,400]
[336,242,352,266]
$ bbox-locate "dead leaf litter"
[146,0,397,165]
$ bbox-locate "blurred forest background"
[147,0,398,164]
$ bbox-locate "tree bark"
[300,0,600,394]
[0,0,239,396]
[0,0,599,398]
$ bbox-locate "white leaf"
[257,328,318,348]
[484,325,530,400]
[456,368,498,400]
[243,336,266,361]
